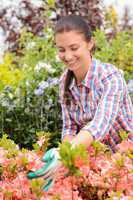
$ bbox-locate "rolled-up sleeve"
[81,72,124,141]
[61,102,78,140]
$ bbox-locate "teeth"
[68,62,75,65]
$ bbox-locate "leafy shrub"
[0,28,63,148]
[94,28,133,81]
[0,134,133,199]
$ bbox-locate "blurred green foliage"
[94,28,133,80]
[0,28,63,148]
[0,27,132,149]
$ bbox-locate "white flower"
[49,11,57,20]
[34,80,49,96]
[25,80,30,87]
[26,41,36,49]
[105,27,113,34]
[55,55,60,62]
[34,88,44,96]
[48,98,53,105]
[30,0,43,8]
[38,81,49,89]
[43,63,54,73]
[35,61,55,73]
[48,77,59,86]
[0,27,7,63]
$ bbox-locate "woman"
[27,15,133,191]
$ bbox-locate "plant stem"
[71,175,74,200]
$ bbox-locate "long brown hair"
[54,15,92,103]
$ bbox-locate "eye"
[71,46,79,51]
[58,48,65,53]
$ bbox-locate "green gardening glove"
[27,148,56,179]
[42,178,54,191]
[27,148,61,191]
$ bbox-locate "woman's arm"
[81,71,124,142]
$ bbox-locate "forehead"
[55,31,86,47]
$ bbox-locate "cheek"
[58,53,64,61]
[76,48,86,58]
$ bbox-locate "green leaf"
[119,131,128,141]
[47,0,55,8]
[59,142,88,176]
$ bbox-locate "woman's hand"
[71,130,94,149]
[62,131,93,149]
[27,148,62,191]
[42,148,62,179]
[62,134,75,143]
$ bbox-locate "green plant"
[0,28,63,148]
[94,28,133,81]
[59,142,88,176]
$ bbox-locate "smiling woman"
[27,14,133,191]
[55,31,94,83]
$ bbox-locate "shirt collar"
[69,58,97,90]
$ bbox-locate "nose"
[64,51,73,62]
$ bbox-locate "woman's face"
[55,31,93,73]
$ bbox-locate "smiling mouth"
[67,61,77,66]
[68,63,75,66]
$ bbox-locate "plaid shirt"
[59,59,133,152]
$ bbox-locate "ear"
[88,38,95,51]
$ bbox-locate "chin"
[70,66,81,72]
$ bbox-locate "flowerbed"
[0,134,133,200]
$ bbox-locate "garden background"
[0,0,133,149]
[0,1,133,199]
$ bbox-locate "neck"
[74,59,92,85]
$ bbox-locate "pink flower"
[37,136,46,147]
[117,140,133,153]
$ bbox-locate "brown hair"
[54,15,92,103]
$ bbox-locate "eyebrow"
[56,44,79,48]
